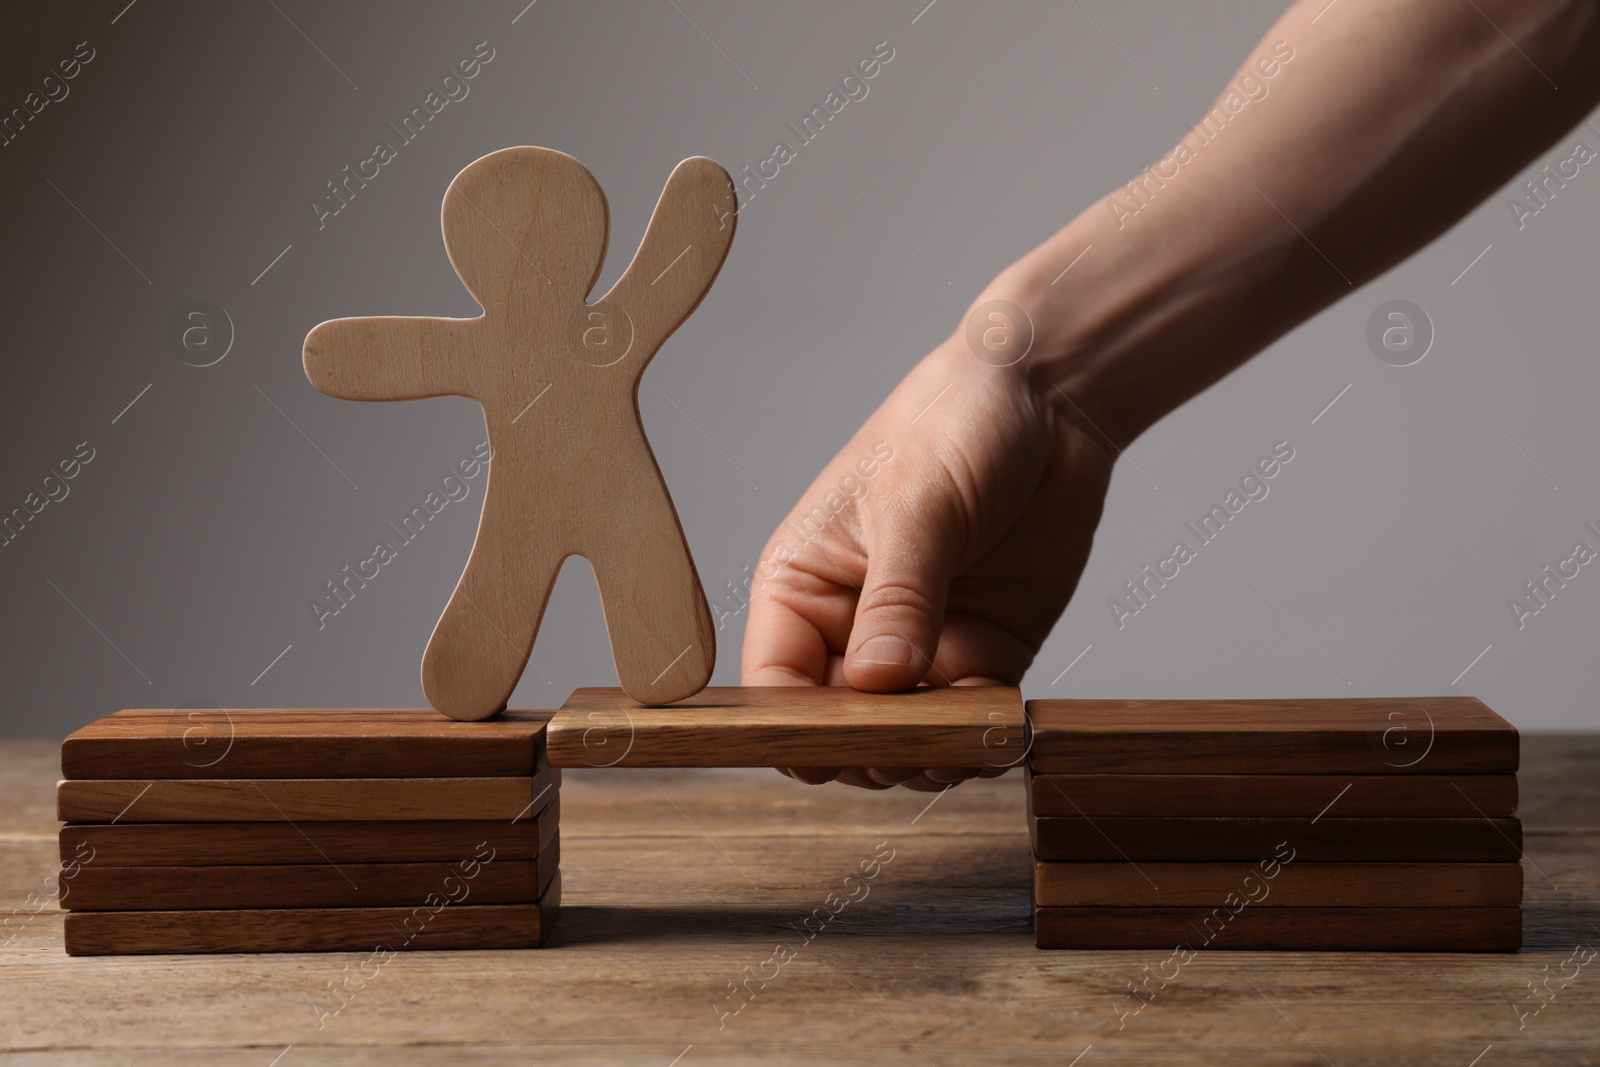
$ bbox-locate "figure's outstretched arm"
[303,316,482,402]
[597,156,738,378]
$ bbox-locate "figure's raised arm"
[303,316,482,402]
[599,156,738,377]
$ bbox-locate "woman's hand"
[740,311,1116,790]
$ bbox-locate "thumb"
[843,517,960,691]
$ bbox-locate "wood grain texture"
[56,770,558,823]
[1033,905,1521,951]
[1519,733,1600,829]
[549,685,1026,767]
[59,801,559,866]
[1026,696,1517,774]
[303,147,741,718]
[62,708,551,779]
[1027,769,1518,817]
[64,874,561,955]
[1030,816,1522,861]
[3,740,1596,1063]
[1033,861,1523,907]
[60,840,558,911]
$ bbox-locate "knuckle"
[857,579,937,622]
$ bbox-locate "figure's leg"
[585,439,714,705]
[422,469,564,720]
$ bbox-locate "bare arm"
[1010,0,1600,448]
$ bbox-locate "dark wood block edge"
[1025,697,1518,775]
[1029,816,1523,862]
[64,874,561,955]
[62,709,553,780]
[1025,771,1519,818]
[1034,905,1522,951]
[1032,860,1523,908]
[60,838,559,911]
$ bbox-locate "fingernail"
[853,635,913,667]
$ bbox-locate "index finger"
[740,558,855,686]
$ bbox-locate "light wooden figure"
[303,147,738,718]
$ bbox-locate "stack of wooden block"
[56,709,560,955]
[1026,697,1522,951]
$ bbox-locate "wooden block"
[303,147,743,718]
[1033,861,1522,907]
[64,873,561,955]
[548,686,1026,768]
[59,801,559,866]
[60,838,558,911]
[1027,697,1516,774]
[108,709,458,719]
[1030,816,1521,862]
[56,769,558,823]
[1034,905,1520,951]
[1027,770,1519,817]
[62,709,551,779]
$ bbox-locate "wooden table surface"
[2,735,1597,1065]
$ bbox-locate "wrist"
[980,201,1204,451]
[975,175,1304,451]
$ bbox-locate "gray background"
[2,0,1596,737]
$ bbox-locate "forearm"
[993,0,1600,449]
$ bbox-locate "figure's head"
[441,146,609,317]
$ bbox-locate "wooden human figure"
[303,147,737,719]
